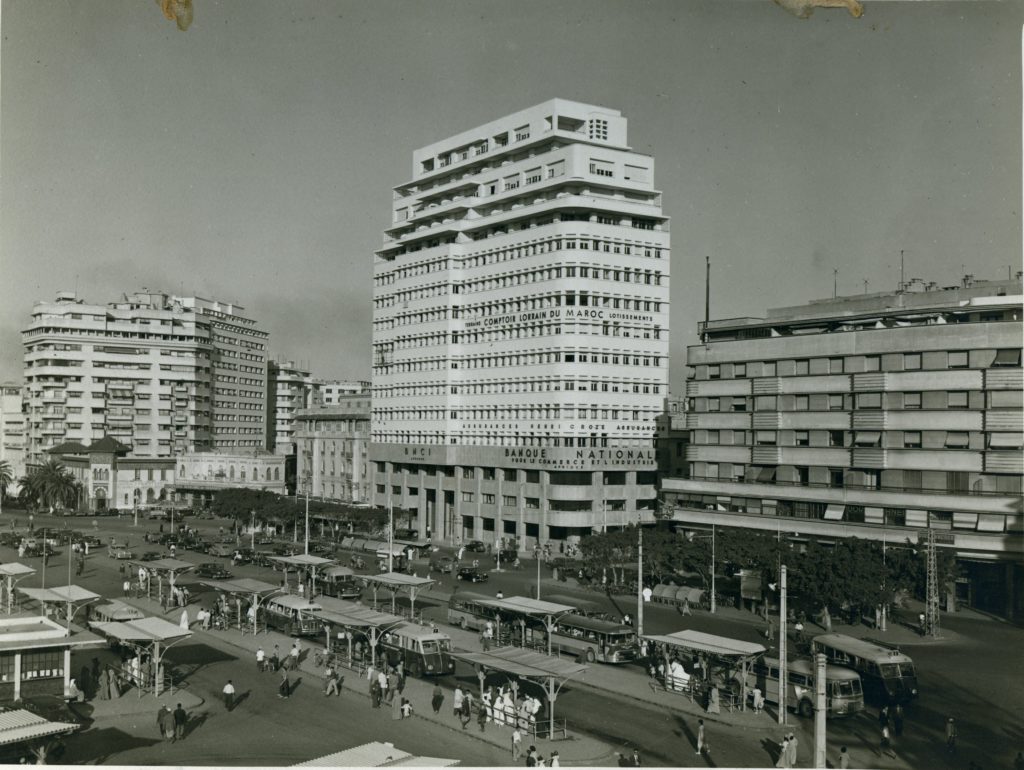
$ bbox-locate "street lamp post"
[533,545,542,600]
[779,564,788,725]
[304,473,310,556]
[710,523,716,614]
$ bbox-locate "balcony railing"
[677,473,1019,499]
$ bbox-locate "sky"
[2,0,1021,389]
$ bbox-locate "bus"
[378,623,457,677]
[319,566,363,600]
[264,595,325,637]
[547,614,639,664]
[811,633,918,704]
[447,592,497,631]
[744,656,864,718]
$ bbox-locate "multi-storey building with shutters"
[295,394,372,504]
[662,276,1024,619]
[22,290,268,464]
[370,99,670,549]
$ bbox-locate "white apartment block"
[663,277,1023,619]
[295,394,372,503]
[22,290,268,463]
[268,360,317,455]
[318,380,371,405]
[0,383,27,495]
[371,99,670,548]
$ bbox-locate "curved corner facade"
[370,99,669,549]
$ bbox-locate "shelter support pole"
[154,641,162,696]
[546,616,553,658]
[370,628,378,669]
[814,653,827,768]
[477,666,485,697]
[63,649,71,699]
[547,677,556,739]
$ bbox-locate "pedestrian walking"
[752,685,764,714]
[549,750,559,767]
[400,698,413,718]
[222,680,235,711]
[512,727,523,762]
[786,732,798,766]
[122,579,131,597]
[173,703,187,741]
[878,703,889,728]
[630,749,641,766]
[278,669,291,699]
[696,719,707,755]
[460,692,472,729]
[324,665,342,696]
[431,684,444,714]
[387,669,399,704]
[838,745,850,769]
[775,736,790,768]
[880,723,894,757]
[478,698,487,732]
[391,687,403,720]
[256,647,265,672]
[157,704,173,740]
[289,639,301,666]
[945,717,958,754]
[270,644,280,672]
[453,686,464,718]
[370,677,382,708]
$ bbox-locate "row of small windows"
[692,428,1021,450]
[692,349,1021,380]
[692,389,1021,413]
[375,403,660,422]
[372,433,655,448]
[462,237,664,268]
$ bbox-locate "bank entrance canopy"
[361,573,434,617]
[450,647,587,738]
[309,596,406,669]
[641,629,766,712]
[18,584,100,625]
[90,616,192,697]
[196,578,283,634]
[476,596,577,657]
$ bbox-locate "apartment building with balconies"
[22,290,268,463]
[0,382,27,496]
[371,99,670,548]
[661,276,1024,619]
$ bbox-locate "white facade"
[176,450,287,495]
[295,396,372,503]
[268,361,316,455]
[21,290,268,463]
[318,380,371,405]
[371,99,670,547]
[0,383,27,495]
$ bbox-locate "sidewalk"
[121,595,618,767]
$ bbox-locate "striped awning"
[0,709,79,747]
[977,514,1006,533]
[823,504,845,521]
[906,509,928,528]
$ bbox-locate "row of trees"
[2,459,82,512]
[578,524,957,629]
[207,487,388,535]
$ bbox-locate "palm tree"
[0,459,12,515]
[26,459,79,512]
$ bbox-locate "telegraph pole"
[813,652,827,767]
[778,564,788,725]
[925,529,940,638]
[637,524,644,637]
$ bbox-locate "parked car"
[139,551,163,562]
[456,566,489,583]
[186,539,210,554]
[231,548,254,565]
[430,556,456,574]
[0,532,21,547]
[255,535,274,545]
[81,535,103,549]
[207,543,234,558]
[108,545,134,560]
[464,540,487,552]
[495,548,517,563]
[194,563,233,580]
[253,550,277,568]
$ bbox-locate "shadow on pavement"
[65,726,163,764]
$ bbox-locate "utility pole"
[304,473,310,556]
[637,523,644,637]
[778,564,788,725]
[710,524,716,614]
[925,529,940,638]
[813,653,827,767]
[703,256,710,343]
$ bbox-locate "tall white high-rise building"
[371,99,670,548]
[22,290,268,463]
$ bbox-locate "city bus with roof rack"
[810,633,918,704]
[264,595,324,637]
[547,614,639,664]
[743,655,865,718]
[378,623,457,677]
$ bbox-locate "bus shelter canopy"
[196,578,282,597]
[129,558,195,573]
[91,616,192,644]
[451,647,587,681]
[92,599,145,622]
[362,573,434,590]
[313,596,404,630]
[18,585,100,605]
[642,630,766,659]
[0,564,36,578]
[270,555,336,569]
[294,741,458,767]
[477,596,577,619]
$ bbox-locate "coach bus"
[810,633,918,704]
[378,623,457,677]
[319,566,363,600]
[264,595,325,637]
[744,656,864,718]
[547,614,639,664]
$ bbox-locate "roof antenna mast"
[703,256,710,344]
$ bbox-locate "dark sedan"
[193,563,233,580]
[464,540,487,552]
[457,567,489,583]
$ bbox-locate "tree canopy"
[206,488,387,531]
